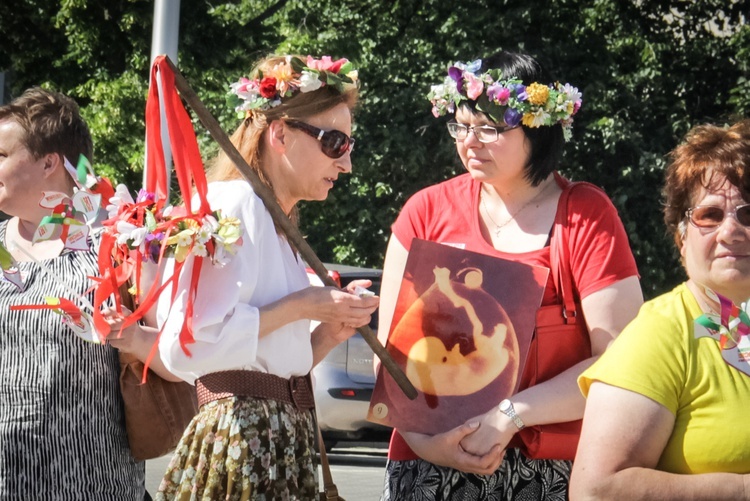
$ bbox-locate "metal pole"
[145,0,181,196]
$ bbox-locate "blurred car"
[307,263,392,449]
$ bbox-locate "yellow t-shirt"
[579,283,750,474]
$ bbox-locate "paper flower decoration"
[0,242,23,290]
[105,185,243,267]
[10,296,98,343]
[694,289,750,377]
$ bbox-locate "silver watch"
[498,399,525,430]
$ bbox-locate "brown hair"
[663,119,750,248]
[207,55,358,188]
[0,87,93,164]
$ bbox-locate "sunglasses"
[447,122,518,143]
[685,204,750,229]
[284,120,355,159]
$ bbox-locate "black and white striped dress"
[0,222,144,500]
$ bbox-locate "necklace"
[481,181,554,237]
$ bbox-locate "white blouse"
[157,180,313,384]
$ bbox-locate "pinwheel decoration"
[32,190,101,251]
[694,289,750,376]
[0,242,23,290]
[10,296,99,344]
[63,154,115,203]
[33,155,114,252]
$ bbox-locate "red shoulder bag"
[514,181,593,461]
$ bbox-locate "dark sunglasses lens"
[737,205,750,226]
[692,207,725,227]
[321,131,349,158]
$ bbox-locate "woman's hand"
[100,306,182,382]
[401,423,505,476]
[296,281,379,328]
[101,306,149,355]
[459,405,518,457]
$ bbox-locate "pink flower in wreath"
[306,55,347,74]
[464,73,484,100]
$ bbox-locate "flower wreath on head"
[227,55,359,117]
[427,59,583,141]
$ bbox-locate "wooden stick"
[163,56,417,400]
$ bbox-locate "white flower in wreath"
[106,184,135,218]
[299,70,323,92]
[196,215,218,244]
[211,244,232,267]
[192,242,208,258]
[114,221,148,248]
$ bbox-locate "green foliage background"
[1,0,747,298]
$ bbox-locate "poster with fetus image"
[368,239,548,434]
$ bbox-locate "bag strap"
[317,426,342,500]
[307,374,342,500]
[550,180,579,325]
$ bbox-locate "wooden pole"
[163,56,417,400]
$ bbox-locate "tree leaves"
[2,0,745,297]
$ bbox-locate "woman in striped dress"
[0,88,145,499]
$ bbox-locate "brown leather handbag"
[116,283,199,462]
[119,352,199,461]
[515,181,593,461]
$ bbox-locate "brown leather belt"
[195,370,315,410]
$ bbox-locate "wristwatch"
[498,399,525,430]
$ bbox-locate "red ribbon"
[93,56,214,379]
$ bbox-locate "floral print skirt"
[382,448,572,501]
[155,396,318,501]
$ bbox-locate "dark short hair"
[459,51,565,187]
[0,87,93,164]
[663,119,750,249]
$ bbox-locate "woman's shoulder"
[407,173,474,203]
[632,283,695,334]
[563,179,615,209]
[207,179,256,199]
[206,179,263,215]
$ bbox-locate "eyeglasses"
[446,122,518,143]
[284,120,355,159]
[685,204,750,229]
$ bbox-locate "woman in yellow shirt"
[571,120,750,500]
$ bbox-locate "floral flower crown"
[227,55,359,118]
[427,59,583,141]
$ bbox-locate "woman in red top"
[377,51,644,500]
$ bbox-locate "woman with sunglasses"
[377,51,643,500]
[154,54,379,500]
[571,120,750,500]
